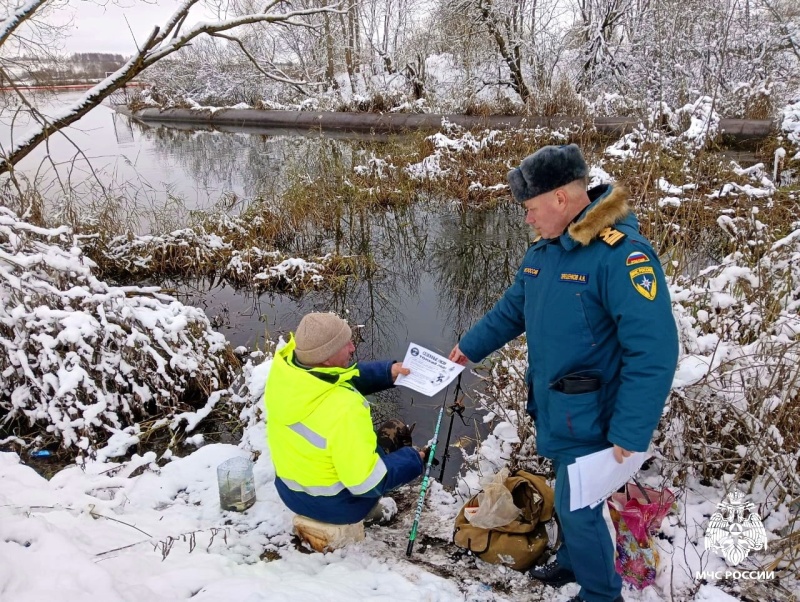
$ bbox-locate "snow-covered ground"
[0,355,786,602]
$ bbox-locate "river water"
[2,92,533,483]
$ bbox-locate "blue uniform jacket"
[459,185,679,462]
[275,359,423,524]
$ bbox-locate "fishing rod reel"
[446,397,467,422]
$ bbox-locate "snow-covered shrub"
[716,81,776,121]
[83,214,359,294]
[661,221,800,493]
[0,208,238,454]
[402,122,576,206]
[590,92,645,117]
[782,96,800,161]
[603,98,723,166]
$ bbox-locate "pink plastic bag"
[607,482,675,589]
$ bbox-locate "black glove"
[421,446,440,466]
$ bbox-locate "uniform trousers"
[554,460,622,602]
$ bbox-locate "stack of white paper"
[567,448,646,511]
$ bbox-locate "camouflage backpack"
[453,470,554,571]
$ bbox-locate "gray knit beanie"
[507,144,588,203]
[294,312,352,365]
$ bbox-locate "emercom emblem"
[705,491,767,566]
[629,266,657,300]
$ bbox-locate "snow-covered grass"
[2,101,800,601]
[0,340,788,602]
[86,225,360,294]
[276,119,582,212]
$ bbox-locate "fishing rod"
[438,373,466,482]
[406,391,448,557]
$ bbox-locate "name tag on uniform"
[560,272,589,284]
[523,267,540,278]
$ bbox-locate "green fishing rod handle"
[412,484,429,517]
[406,406,445,558]
[406,522,419,556]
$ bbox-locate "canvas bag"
[453,470,555,571]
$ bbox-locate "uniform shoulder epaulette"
[597,227,626,247]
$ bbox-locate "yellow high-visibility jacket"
[264,336,423,523]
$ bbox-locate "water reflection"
[2,94,383,233]
[169,200,530,483]
[3,100,533,482]
[138,123,284,207]
[432,206,528,337]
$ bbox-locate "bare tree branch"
[0,0,50,48]
[209,31,315,94]
[0,0,343,175]
[477,0,531,102]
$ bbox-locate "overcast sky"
[60,0,209,55]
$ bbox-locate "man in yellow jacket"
[265,312,424,524]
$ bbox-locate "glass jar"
[217,456,256,512]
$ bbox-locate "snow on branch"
[0,207,238,455]
[0,0,49,48]
[83,221,357,294]
[0,0,342,175]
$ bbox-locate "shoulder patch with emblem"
[598,227,626,247]
[629,266,657,300]
[626,251,650,266]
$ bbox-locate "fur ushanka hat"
[507,144,588,203]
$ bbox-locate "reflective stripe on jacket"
[264,337,423,523]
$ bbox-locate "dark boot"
[565,596,624,602]
[528,562,576,587]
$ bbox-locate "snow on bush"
[0,208,237,455]
[85,224,353,294]
[605,98,722,160]
[404,122,508,182]
[675,96,721,150]
[654,221,800,584]
[781,96,800,160]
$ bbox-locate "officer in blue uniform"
[450,145,679,602]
